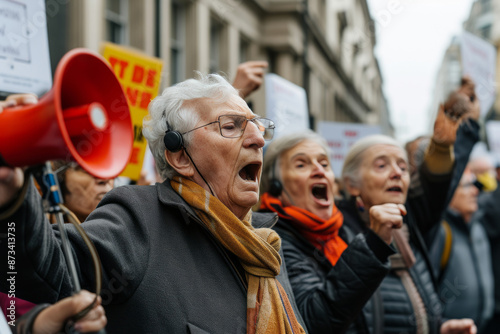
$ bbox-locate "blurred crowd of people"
[0,58,499,334]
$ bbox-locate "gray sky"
[366,0,475,142]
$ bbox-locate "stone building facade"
[46,0,392,133]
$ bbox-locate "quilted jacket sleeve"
[279,225,393,334]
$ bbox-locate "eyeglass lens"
[219,115,274,140]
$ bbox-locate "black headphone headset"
[163,122,184,152]
[268,159,283,197]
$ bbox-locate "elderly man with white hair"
[0,74,307,334]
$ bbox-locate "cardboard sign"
[318,121,381,176]
[0,0,51,97]
[102,43,163,181]
[460,31,496,117]
[486,121,500,164]
[265,73,309,139]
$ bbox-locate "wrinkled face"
[350,144,410,209]
[449,173,478,222]
[64,168,114,222]
[187,94,265,220]
[279,140,335,220]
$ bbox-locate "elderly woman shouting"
[259,131,399,333]
[336,81,481,334]
[338,133,477,334]
[0,74,306,333]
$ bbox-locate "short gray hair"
[143,73,239,180]
[341,134,407,191]
[261,130,330,194]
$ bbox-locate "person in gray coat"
[429,169,494,332]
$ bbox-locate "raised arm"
[409,79,480,235]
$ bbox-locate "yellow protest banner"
[101,42,163,181]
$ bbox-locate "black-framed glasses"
[182,114,275,140]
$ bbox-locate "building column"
[275,52,296,84]
[186,1,210,74]
[227,25,239,78]
[129,0,156,56]
[81,0,105,52]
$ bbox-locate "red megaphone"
[0,48,133,179]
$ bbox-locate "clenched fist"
[232,61,268,99]
[369,203,407,244]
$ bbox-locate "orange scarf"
[171,177,305,334]
[260,192,347,266]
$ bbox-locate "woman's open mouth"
[311,184,330,206]
[312,184,328,200]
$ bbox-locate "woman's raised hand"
[369,203,407,244]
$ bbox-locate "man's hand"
[0,93,38,114]
[33,290,107,334]
[369,203,406,244]
[440,319,477,334]
[232,61,268,99]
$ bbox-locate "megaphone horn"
[0,48,134,179]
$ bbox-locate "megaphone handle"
[54,210,82,292]
[44,161,81,292]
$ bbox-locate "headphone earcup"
[269,178,283,197]
[163,130,184,152]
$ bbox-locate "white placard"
[318,121,381,176]
[265,73,309,139]
[0,0,52,96]
[486,121,500,164]
[0,311,12,332]
[460,31,496,117]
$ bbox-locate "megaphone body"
[0,49,133,179]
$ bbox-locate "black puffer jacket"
[0,180,307,334]
[272,216,394,333]
[340,199,443,334]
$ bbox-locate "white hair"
[341,134,407,191]
[142,73,239,180]
[261,130,331,194]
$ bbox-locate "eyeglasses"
[182,114,275,140]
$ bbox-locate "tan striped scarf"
[171,177,305,334]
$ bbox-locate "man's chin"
[237,192,259,208]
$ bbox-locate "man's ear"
[164,149,194,177]
[344,178,361,197]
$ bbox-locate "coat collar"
[157,179,278,229]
